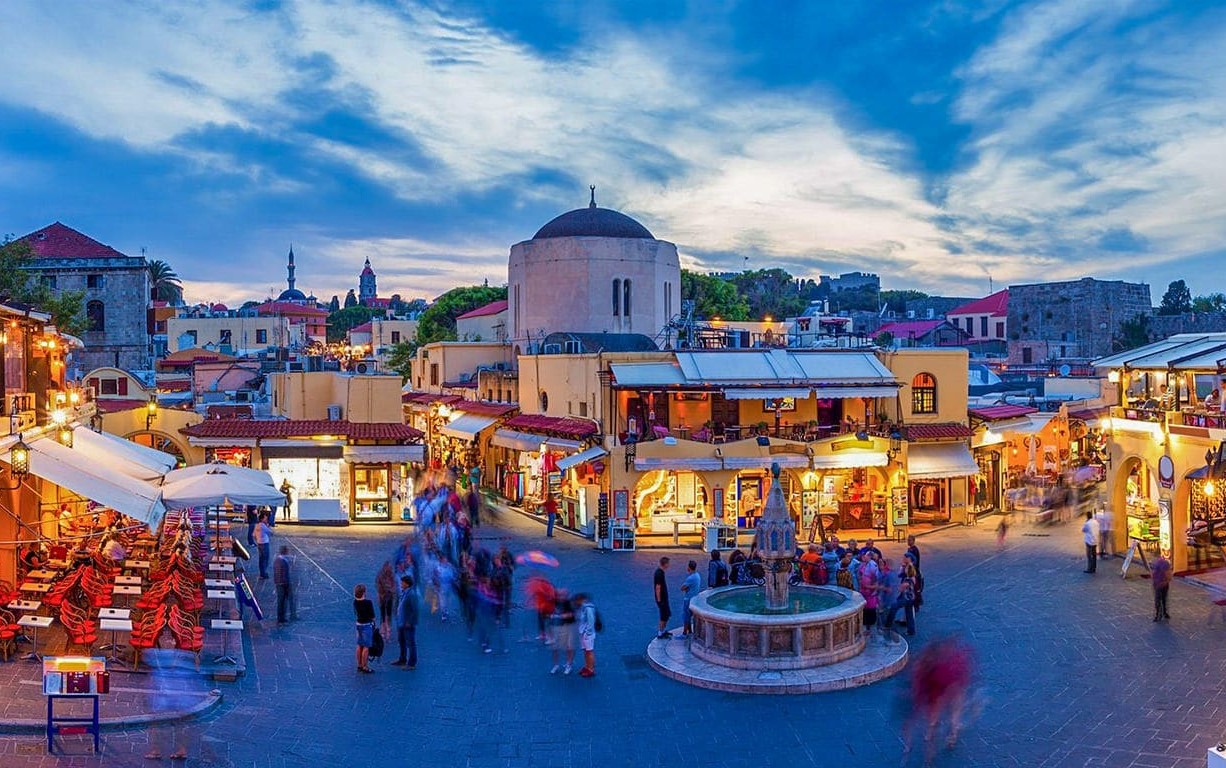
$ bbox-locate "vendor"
[1208,389,1222,411]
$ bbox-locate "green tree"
[384,340,417,381]
[1158,280,1192,315]
[879,290,927,315]
[327,305,384,343]
[681,270,750,321]
[343,289,358,309]
[729,268,807,320]
[147,259,183,304]
[415,285,508,346]
[328,295,341,312]
[1114,313,1152,351]
[1192,293,1226,313]
[873,331,895,348]
[0,237,86,334]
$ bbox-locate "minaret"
[287,246,297,293]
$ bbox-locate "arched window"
[539,391,549,412]
[623,279,632,317]
[911,372,937,414]
[86,300,105,332]
[612,279,621,317]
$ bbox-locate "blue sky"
[0,0,1223,307]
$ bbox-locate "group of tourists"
[525,579,599,677]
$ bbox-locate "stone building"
[819,271,880,293]
[17,222,150,372]
[358,258,377,304]
[1006,277,1151,365]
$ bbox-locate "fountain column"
[754,462,796,611]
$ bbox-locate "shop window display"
[353,465,392,520]
[268,458,342,507]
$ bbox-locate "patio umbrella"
[515,550,560,568]
[163,462,278,488]
[160,470,286,509]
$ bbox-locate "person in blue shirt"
[391,575,420,669]
[680,560,703,637]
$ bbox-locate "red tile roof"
[181,419,422,442]
[95,398,151,414]
[455,402,517,417]
[502,414,597,439]
[206,405,254,420]
[402,392,463,406]
[948,290,1008,318]
[350,321,373,334]
[17,222,128,259]
[968,405,1038,422]
[1068,406,1109,421]
[255,301,329,316]
[902,423,973,441]
[456,300,508,320]
[158,378,192,392]
[876,320,945,338]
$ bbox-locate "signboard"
[762,397,796,412]
[801,490,819,528]
[613,489,629,521]
[712,487,724,520]
[42,657,108,696]
[1158,496,1172,555]
[1158,456,1175,490]
[597,493,610,543]
[891,486,910,526]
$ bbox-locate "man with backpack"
[707,550,729,589]
[574,593,599,678]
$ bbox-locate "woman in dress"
[353,583,376,673]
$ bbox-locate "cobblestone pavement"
[5,508,1226,768]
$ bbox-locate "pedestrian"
[549,589,576,674]
[884,560,918,639]
[654,556,672,640]
[1151,550,1172,621]
[906,535,921,571]
[707,550,728,588]
[543,494,558,538]
[254,512,272,580]
[822,541,840,585]
[492,549,514,629]
[680,560,701,637]
[391,575,419,669]
[1082,510,1100,573]
[280,479,293,522]
[245,505,258,545]
[858,538,882,560]
[996,515,1009,551]
[800,544,823,584]
[273,545,292,625]
[859,554,879,636]
[1095,503,1113,558]
[574,592,598,677]
[836,554,854,589]
[353,584,376,673]
[376,561,396,639]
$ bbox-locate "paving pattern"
[3,508,1226,768]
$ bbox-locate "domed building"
[277,246,308,303]
[508,188,681,345]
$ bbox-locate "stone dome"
[277,288,307,302]
[533,204,654,240]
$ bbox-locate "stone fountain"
[647,462,908,693]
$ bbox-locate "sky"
[0,0,1223,308]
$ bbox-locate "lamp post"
[1,434,30,490]
[145,396,158,430]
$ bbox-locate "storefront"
[903,439,978,526]
[489,414,601,533]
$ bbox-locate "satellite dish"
[1059,364,1071,377]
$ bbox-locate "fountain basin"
[689,585,865,671]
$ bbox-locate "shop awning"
[609,362,686,387]
[439,413,498,441]
[906,442,979,480]
[556,446,609,471]
[1004,414,1055,435]
[634,456,724,472]
[491,429,547,452]
[812,386,899,400]
[722,454,810,470]
[543,437,583,453]
[721,388,812,400]
[344,445,426,464]
[811,452,889,469]
[25,438,166,529]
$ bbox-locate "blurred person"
[245,505,258,545]
[574,592,598,677]
[1095,504,1113,558]
[525,576,556,642]
[543,494,558,538]
[273,545,293,625]
[859,554,880,636]
[1152,550,1172,622]
[353,584,376,673]
[996,515,1009,552]
[1081,510,1099,573]
[376,561,396,638]
[143,648,209,761]
[654,557,672,640]
[901,636,975,764]
[680,560,701,636]
[254,511,272,580]
[707,550,729,588]
[549,589,576,674]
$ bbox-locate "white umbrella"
[163,462,277,488]
[160,469,286,509]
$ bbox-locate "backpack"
[714,561,730,587]
[369,626,385,659]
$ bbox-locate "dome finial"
[589,185,596,208]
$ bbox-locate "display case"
[703,522,738,552]
[610,523,636,551]
[871,492,888,533]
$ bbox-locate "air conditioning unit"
[233,391,252,403]
[327,404,343,420]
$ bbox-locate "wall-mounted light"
[1,433,31,489]
[58,425,73,448]
[145,397,158,430]
[1107,370,1120,383]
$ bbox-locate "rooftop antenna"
[589,185,597,208]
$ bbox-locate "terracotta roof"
[350,321,373,334]
[402,392,463,406]
[1069,406,1109,422]
[205,405,254,420]
[158,378,192,392]
[876,320,945,338]
[255,301,328,316]
[95,398,151,414]
[181,419,423,442]
[454,402,517,417]
[17,222,128,259]
[365,297,392,309]
[456,300,508,320]
[502,414,597,439]
[948,290,1009,318]
[968,405,1038,422]
[902,423,973,441]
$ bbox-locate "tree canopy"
[728,268,808,319]
[343,289,358,309]
[680,270,750,321]
[327,305,384,343]
[415,285,507,346]
[147,259,183,304]
[1193,293,1226,313]
[384,340,416,381]
[0,237,86,334]
[1158,280,1192,315]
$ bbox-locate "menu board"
[43,657,109,696]
[891,486,910,526]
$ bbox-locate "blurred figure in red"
[902,636,975,765]
[524,576,556,642]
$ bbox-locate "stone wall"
[1006,278,1151,363]
[31,260,151,372]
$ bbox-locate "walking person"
[707,550,728,588]
[680,560,701,637]
[353,584,376,673]
[996,515,1009,552]
[376,561,396,639]
[654,557,672,640]
[543,494,558,538]
[549,590,576,674]
[245,505,258,545]
[273,545,293,625]
[574,593,598,678]
[1082,510,1100,573]
[906,534,921,571]
[391,575,419,668]
[254,512,273,580]
[280,479,293,522]
[1151,550,1172,622]
[1095,503,1114,558]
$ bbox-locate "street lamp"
[887,429,903,461]
[1,434,30,490]
[145,397,158,430]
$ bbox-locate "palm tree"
[147,259,183,304]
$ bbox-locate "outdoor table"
[204,578,231,589]
[114,575,142,586]
[98,618,133,666]
[112,585,141,607]
[7,600,40,613]
[672,519,706,544]
[124,559,152,570]
[207,589,236,618]
[98,607,131,620]
[26,569,57,580]
[18,615,53,660]
[211,619,243,665]
[213,555,238,565]
[208,562,234,574]
[20,582,51,595]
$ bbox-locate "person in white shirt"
[1094,504,1113,559]
[1082,511,1100,574]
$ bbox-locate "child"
[996,516,1009,551]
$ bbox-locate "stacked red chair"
[0,607,19,661]
[128,603,168,667]
[168,603,204,654]
[80,565,114,609]
[44,569,84,608]
[59,597,98,649]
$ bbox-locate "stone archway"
[123,430,189,467]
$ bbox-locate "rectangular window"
[1022,347,1033,364]
[219,329,232,345]
[100,379,119,395]
[40,275,56,289]
[965,317,973,335]
[579,401,588,417]
[995,322,1004,338]
[564,340,581,354]
[612,279,621,317]
[87,274,103,289]
[430,363,439,386]
[117,378,128,396]
[980,316,988,337]
[391,331,401,344]
[911,385,936,414]
[256,329,268,344]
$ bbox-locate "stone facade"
[1006,278,1151,365]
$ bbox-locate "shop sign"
[767,443,807,455]
[1157,456,1174,489]
[712,487,724,519]
[613,489,629,520]
[831,437,874,452]
[597,493,610,542]
[891,486,909,526]
[1158,497,1171,555]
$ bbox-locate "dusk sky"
[1,0,1223,307]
